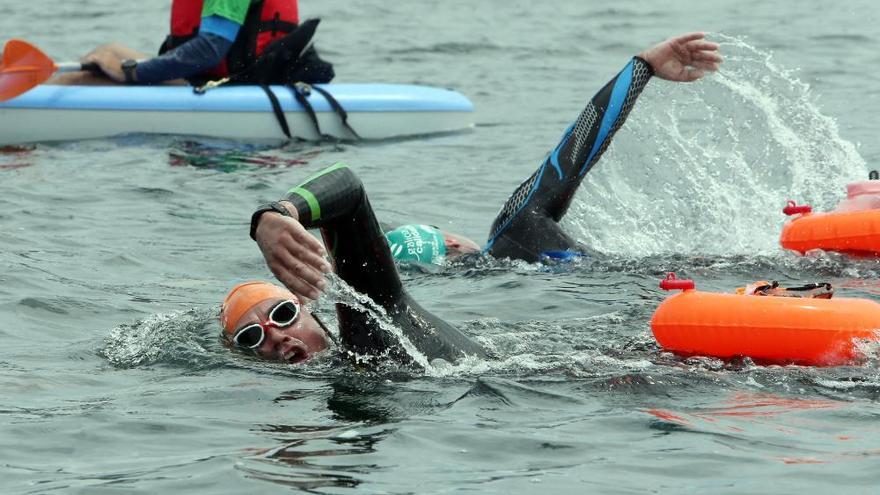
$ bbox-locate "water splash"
[319,273,433,370]
[100,309,212,368]
[567,34,866,256]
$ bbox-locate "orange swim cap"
[220,281,295,335]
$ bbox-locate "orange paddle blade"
[0,39,57,101]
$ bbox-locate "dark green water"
[3,1,880,493]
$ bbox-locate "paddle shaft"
[55,61,100,73]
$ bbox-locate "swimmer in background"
[224,32,722,365]
[385,32,721,265]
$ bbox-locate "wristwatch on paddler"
[250,201,293,240]
[121,59,138,84]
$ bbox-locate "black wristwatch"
[250,201,292,240]
[121,59,138,84]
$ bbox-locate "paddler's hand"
[254,203,332,301]
[81,45,127,83]
[638,32,722,82]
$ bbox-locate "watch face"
[122,59,137,69]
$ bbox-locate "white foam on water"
[101,309,208,368]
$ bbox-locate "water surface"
[3,0,880,493]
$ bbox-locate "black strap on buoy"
[784,282,832,292]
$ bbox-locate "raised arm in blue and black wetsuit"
[485,57,654,262]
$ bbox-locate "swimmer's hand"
[254,204,332,300]
[638,32,722,82]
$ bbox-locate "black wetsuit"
[486,56,654,262]
[282,163,490,364]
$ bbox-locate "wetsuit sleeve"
[280,163,489,364]
[136,30,234,83]
[485,57,654,261]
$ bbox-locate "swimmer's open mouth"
[282,341,310,364]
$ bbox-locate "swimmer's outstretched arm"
[486,32,721,261]
[254,163,488,362]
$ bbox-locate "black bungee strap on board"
[259,84,292,138]
[258,83,361,140]
[305,84,361,139]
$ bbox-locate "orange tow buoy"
[650,273,880,366]
[781,172,880,257]
[780,201,880,257]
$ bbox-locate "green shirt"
[202,0,252,24]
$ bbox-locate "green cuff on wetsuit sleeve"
[289,187,320,221]
[286,162,351,222]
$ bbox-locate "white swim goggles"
[231,299,301,349]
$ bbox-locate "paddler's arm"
[81,15,240,84]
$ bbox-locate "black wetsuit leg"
[486,57,655,262]
[281,163,489,363]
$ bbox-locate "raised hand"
[254,207,332,301]
[638,32,722,82]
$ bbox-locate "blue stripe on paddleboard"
[0,84,475,113]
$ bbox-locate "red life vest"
[166,0,300,79]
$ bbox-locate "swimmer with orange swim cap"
[220,281,331,363]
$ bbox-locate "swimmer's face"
[227,298,329,364]
[441,231,482,259]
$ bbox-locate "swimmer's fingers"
[670,31,706,45]
[690,59,720,71]
[271,250,325,300]
[254,213,330,299]
[277,231,331,281]
[255,213,328,267]
[284,218,327,258]
[640,32,722,82]
[691,52,724,66]
[682,53,720,81]
[690,45,722,61]
[680,69,706,82]
[684,40,720,54]
[274,234,330,300]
